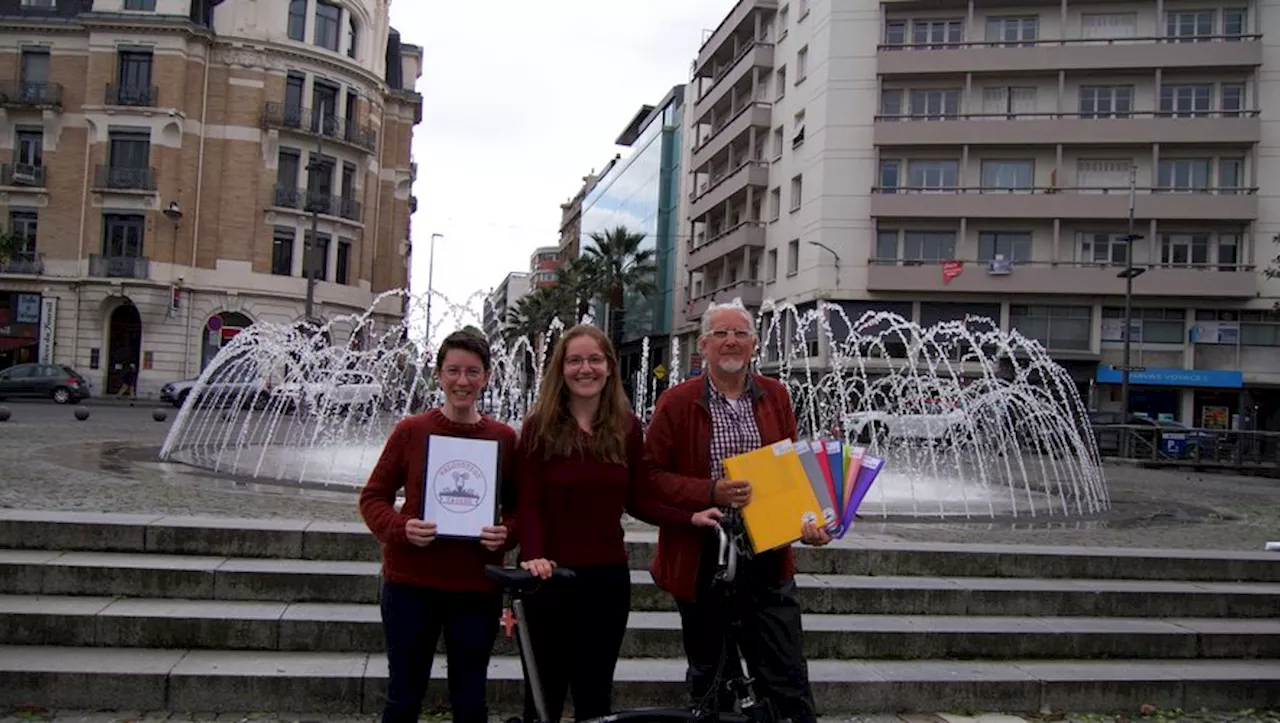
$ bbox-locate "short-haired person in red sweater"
[359,330,518,723]
[516,324,721,723]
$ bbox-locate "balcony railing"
[106,83,158,107]
[874,109,1262,123]
[1,163,46,187]
[0,80,63,109]
[261,103,379,153]
[0,0,92,17]
[273,185,364,222]
[93,165,157,191]
[878,32,1263,52]
[89,254,150,279]
[0,252,43,276]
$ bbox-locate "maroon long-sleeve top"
[517,414,693,567]
[359,408,518,593]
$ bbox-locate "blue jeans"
[380,581,502,723]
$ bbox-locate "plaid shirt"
[706,376,763,482]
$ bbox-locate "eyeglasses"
[565,355,608,369]
[441,367,484,380]
[708,329,754,341]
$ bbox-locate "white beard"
[717,358,746,374]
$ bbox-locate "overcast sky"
[389,0,734,332]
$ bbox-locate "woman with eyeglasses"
[515,324,721,723]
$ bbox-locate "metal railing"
[0,80,63,108]
[1091,424,1280,469]
[878,32,1263,52]
[874,109,1261,122]
[1,163,46,187]
[871,185,1259,196]
[0,0,92,17]
[106,83,158,107]
[93,165,157,191]
[261,102,378,153]
[867,257,1258,273]
[89,254,150,279]
[273,185,363,222]
[0,252,43,275]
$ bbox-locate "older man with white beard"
[644,302,829,723]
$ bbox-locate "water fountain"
[158,289,1109,519]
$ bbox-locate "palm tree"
[580,226,658,343]
[554,256,599,324]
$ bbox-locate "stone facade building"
[0,0,422,397]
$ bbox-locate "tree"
[1267,234,1280,303]
[580,226,658,343]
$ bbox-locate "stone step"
[3,594,1279,661]
[3,509,1279,582]
[1,646,1277,714]
[4,549,1278,617]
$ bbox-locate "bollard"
[74,407,90,421]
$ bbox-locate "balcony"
[687,280,765,321]
[273,186,364,223]
[1,163,46,188]
[89,254,150,280]
[690,160,770,220]
[877,34,1262,76]
[870,187,1258,222]
[691,102,773,173]
[694,42,775,121]
[0,81,63,110]
[865,259,1257,299]
[689,221,767,271]
[695,0,778,74]
[93,165,157,192]
[0,253,43,276]
[874,111,1260,147]
[262,103,379,153]
[105,84,157,108]
[0,0,91,17]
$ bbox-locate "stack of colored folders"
[721,438,887,554]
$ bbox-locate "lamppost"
[808,240,842,288]
[1118,165,1147,422]
[425,232,441,345]
[303,135,324,327]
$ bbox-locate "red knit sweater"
[359,408,518,593]
[517,414,693,568]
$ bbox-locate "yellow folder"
[723,439,824,553]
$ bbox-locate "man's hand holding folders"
[714,478,752,508]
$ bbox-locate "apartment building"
[557,173,598,261]
[482,270,530,342]
[675,0,1280,430]
[530,246,560,289]
[0,0,422,395]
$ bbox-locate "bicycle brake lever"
[715,521,737,584]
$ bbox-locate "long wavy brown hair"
[527,324,630,464]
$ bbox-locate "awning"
[0,338,37,352]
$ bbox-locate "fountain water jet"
[158,290,1108,519]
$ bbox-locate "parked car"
[271,370,383,416]
[160,365,270,409]
[0,363,91,404]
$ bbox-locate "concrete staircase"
[1,509,1278,715]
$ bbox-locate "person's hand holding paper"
[713,478,752,508]
[404,519,437,547]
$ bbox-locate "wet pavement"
[0,400,1278,551]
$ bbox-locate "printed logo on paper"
[801,511,818,525]
[435,460,487,513]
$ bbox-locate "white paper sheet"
[423,435,499,539]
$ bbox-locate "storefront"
[1095,365,1245,427]
[0,291,45,371]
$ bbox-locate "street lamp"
[1117,164,1146,422]
[425,232,442,345]
[303,135,325,327]
[808,241,841,288]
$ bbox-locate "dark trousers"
[379,581,502,723]
[522,564,631,723]
[676,559,818,723]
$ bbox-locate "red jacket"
[643,373,799,602]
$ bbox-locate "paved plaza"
[0,400,1276,552]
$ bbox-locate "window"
[884,20,907,47]
[1009,305,1091,351]
[1077,159,1132,190]
[115,50,155,106]
[311,80,339,135]
[907,160,959,191]
[347,15,358,59]
[776,66,787,100]
[878,160,900,192]
[908,89,961,119]
[796,46,808,82]
[1217,233,1240,271]
[1161,233,1210,266]
[102,214,146,259]
[20,48,49,86]
[978,231,1032,262]
[1167,10,1213,41]
[982,86,1036,117]
[792,110,805,148]
[980,160,1033,191]
[287,0,306,42]
[276,149,300,188]
[1160,84,1212,117]
[307,153,335,207]
[779,5,789,34]
[272,227,294,276]
[903,231,956,261]
[986,16,1037,45]
[1101,308,1185,344]
[341,162,357,199]
[766,249,778,281]
[798,0,809,19]
[305,231,331,281]
[9,211,37,257]
[1220,158,1244,193]
[314,1,341,52]
[790,174,803,211]
[876,230,899,261]
[769,187,781,221]
[108,130,151,187]
[1081,13,1136,41]
[1077,232,1132,265]
[336,239,352,285]
[912,19,964,48]
[15,128,43,168]
[1157,159,1211,192]
[787,239,799,275]
[1079,86,1133,118]
[124,0,156,9]
[1221,83,1245,116]
[772,126,784,157]
[880,89,903,117]
[1223,8,1247,38]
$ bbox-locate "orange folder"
[723,439,824,553]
